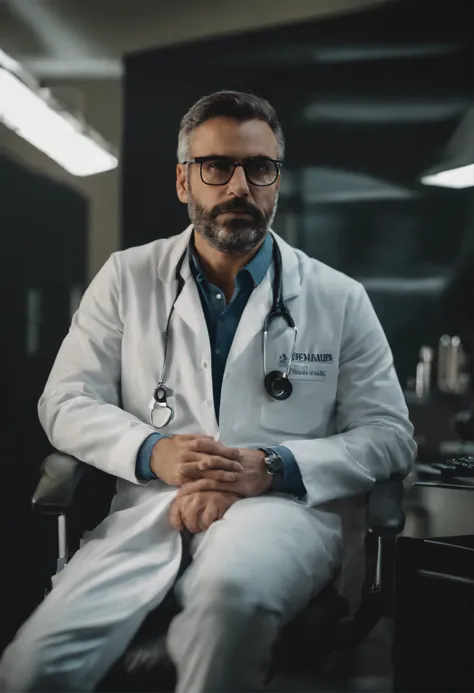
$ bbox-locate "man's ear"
[176,164,189,203]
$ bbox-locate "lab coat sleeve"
[265,445,307,497]
[282,282,417,508]
[136,433,168,481]
[38,253,159,485]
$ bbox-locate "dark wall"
[0,151,87,652]
[122,0,473,386]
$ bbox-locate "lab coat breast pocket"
[260,377,333,435]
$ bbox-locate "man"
[0,91,416,692]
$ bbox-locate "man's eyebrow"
[196,154,273,159]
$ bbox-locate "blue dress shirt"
[136,233,306,497]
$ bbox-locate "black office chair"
[31,452,406,692]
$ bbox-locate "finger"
[182,507,201,535]
[169,500,184,531]
[179,464,238,482]
[200,505,219,532]
[189,455,243,473]
[200,456,244,473]
[177,478,225,497]
[192,439,242,462]
[174,434,215,442]
[201,470,238,482]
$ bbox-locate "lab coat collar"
[157,225,301,298]
[191,230,273,290]
[157,224,301,337]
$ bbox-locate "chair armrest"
[32,452,91,516]
[367,476,405,536]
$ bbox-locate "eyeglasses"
[184,156,283,187]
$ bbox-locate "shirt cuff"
[267,445,307,498]
[136,433,167,481]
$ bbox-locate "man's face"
[176,117,280,253]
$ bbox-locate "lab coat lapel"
[157,225,206,338]
[157,228,302,368]
[173,260,205,337]
[225,233,302,370]
[225,274,273,371]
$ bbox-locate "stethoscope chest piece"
[149,385,174,428]
[154,385,170,404]
[264,370,293,401]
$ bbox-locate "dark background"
[0,152,87,651]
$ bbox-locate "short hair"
[177,90,285,163]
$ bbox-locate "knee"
[190,573,278,622]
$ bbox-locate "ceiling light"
[420,107,474,189]
[421,165,473,189]
[0,51,118,177]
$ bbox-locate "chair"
[31,452,406,692]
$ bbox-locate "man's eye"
[249,159,271,173]
[208,160,231,171]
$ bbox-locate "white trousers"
[0,494,343,693]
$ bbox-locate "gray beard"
[188,194,278,254]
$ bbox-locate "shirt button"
[215,348,220,355]
[205,400,212,407]
[216,293,222,300]
[202,361,208,369]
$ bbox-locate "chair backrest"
[67,468,116,553]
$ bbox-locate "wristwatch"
[259,448,285,487]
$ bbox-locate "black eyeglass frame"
[183,155,283,187]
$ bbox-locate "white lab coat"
[38,225,416,610]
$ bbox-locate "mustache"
[211,198,263,222]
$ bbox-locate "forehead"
[190,117,278,158]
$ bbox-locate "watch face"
[268,454,284,475]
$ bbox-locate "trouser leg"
[0,603,146,692]
[167,495,343,693]
[0,509,182,692]
[168,583,279,692]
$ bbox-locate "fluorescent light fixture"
[420,107,474,190]
[421,164,474,189]
[0,52,118,177]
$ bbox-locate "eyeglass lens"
[201,158,278,186]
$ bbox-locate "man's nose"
[226,164,250,196]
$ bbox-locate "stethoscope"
[149,235,298,429]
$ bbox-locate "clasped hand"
[151,434,271,534]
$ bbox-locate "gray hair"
[177,90,285,163]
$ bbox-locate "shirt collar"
[190,231,273,287]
